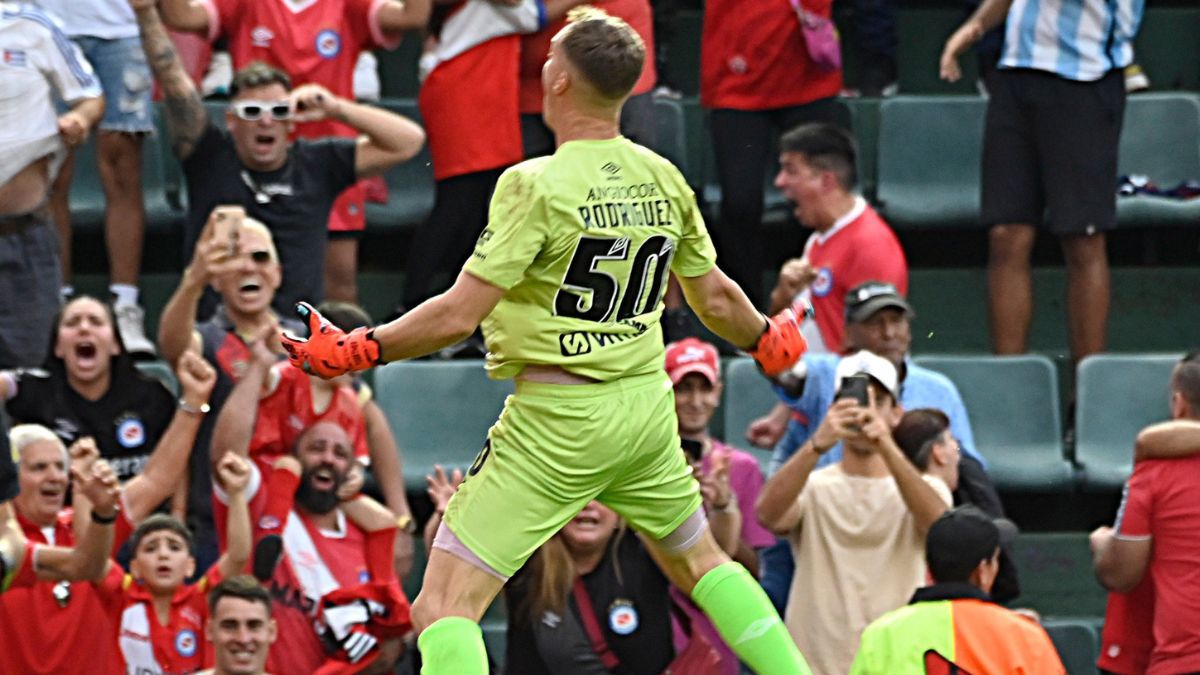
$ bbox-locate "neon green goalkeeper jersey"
[462,136,717,381]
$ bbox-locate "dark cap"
[925,505,1018,584]
[892,408,950,470]
[845,281,913,324]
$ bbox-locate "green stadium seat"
[373,360,512,491]
[365,99,434,232]
[1074,353,1180,491]
[1009,533,1107,618]
[651,96,688,179]
[721,357,780,475]
[1116,93,1200,227]
[912,355,1072,492]
[1042,619,1100,675]
[846,98,881,201]
[134,360,179,396]
[876,96,986,229]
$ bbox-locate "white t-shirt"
[35,0,137,40]
[0,3,102,185]
[785,465,953,675]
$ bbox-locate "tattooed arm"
[129,0,207,161]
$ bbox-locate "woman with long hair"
[0,296,215,533]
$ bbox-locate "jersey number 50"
[554,235,676,323]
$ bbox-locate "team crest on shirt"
[315,29,342,59]
[175,629,198,657]
[811,267,833,298]
[608,600,638,635]
[251,26,274,48]
[116,415,146,448]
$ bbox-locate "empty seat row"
[722,353,1182,493]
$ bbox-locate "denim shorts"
[73,35,154,134]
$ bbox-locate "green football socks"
[418,616,488,675]
[691,562,813,674]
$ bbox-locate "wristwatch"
[178,398,211,415]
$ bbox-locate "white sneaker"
[114,303,157,358]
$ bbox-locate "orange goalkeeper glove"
[749,306,809,377]
[280,302,381,378]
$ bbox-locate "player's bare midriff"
[516,364,600,385]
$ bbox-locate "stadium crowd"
[1,0,1195,673]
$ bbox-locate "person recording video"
[756,351,952,675]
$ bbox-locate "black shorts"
[981,68,1125,236]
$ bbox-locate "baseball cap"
[834,350,899,400]
[845,281,913,324]
[665,338,720,385]
[925,505,1019,583]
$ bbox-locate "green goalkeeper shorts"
[443,370,702,577]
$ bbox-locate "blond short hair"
[561,7,645,101]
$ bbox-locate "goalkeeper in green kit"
[281,9,812,674]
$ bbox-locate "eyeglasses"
[231,100,293,122]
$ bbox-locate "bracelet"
[91,507,119,525]
[396,514,416,534]
[178,398,211,415]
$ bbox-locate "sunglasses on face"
[246,249,272,264]
[231,100,293,122]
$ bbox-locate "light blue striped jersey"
[1000,0,1145,81]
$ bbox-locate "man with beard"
[159,213,412,577]
[211,336,407,675]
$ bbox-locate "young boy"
[115,451,252,673]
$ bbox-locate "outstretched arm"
[677,267,768,351]
[282,272,503,378]
[130,0,208,160]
